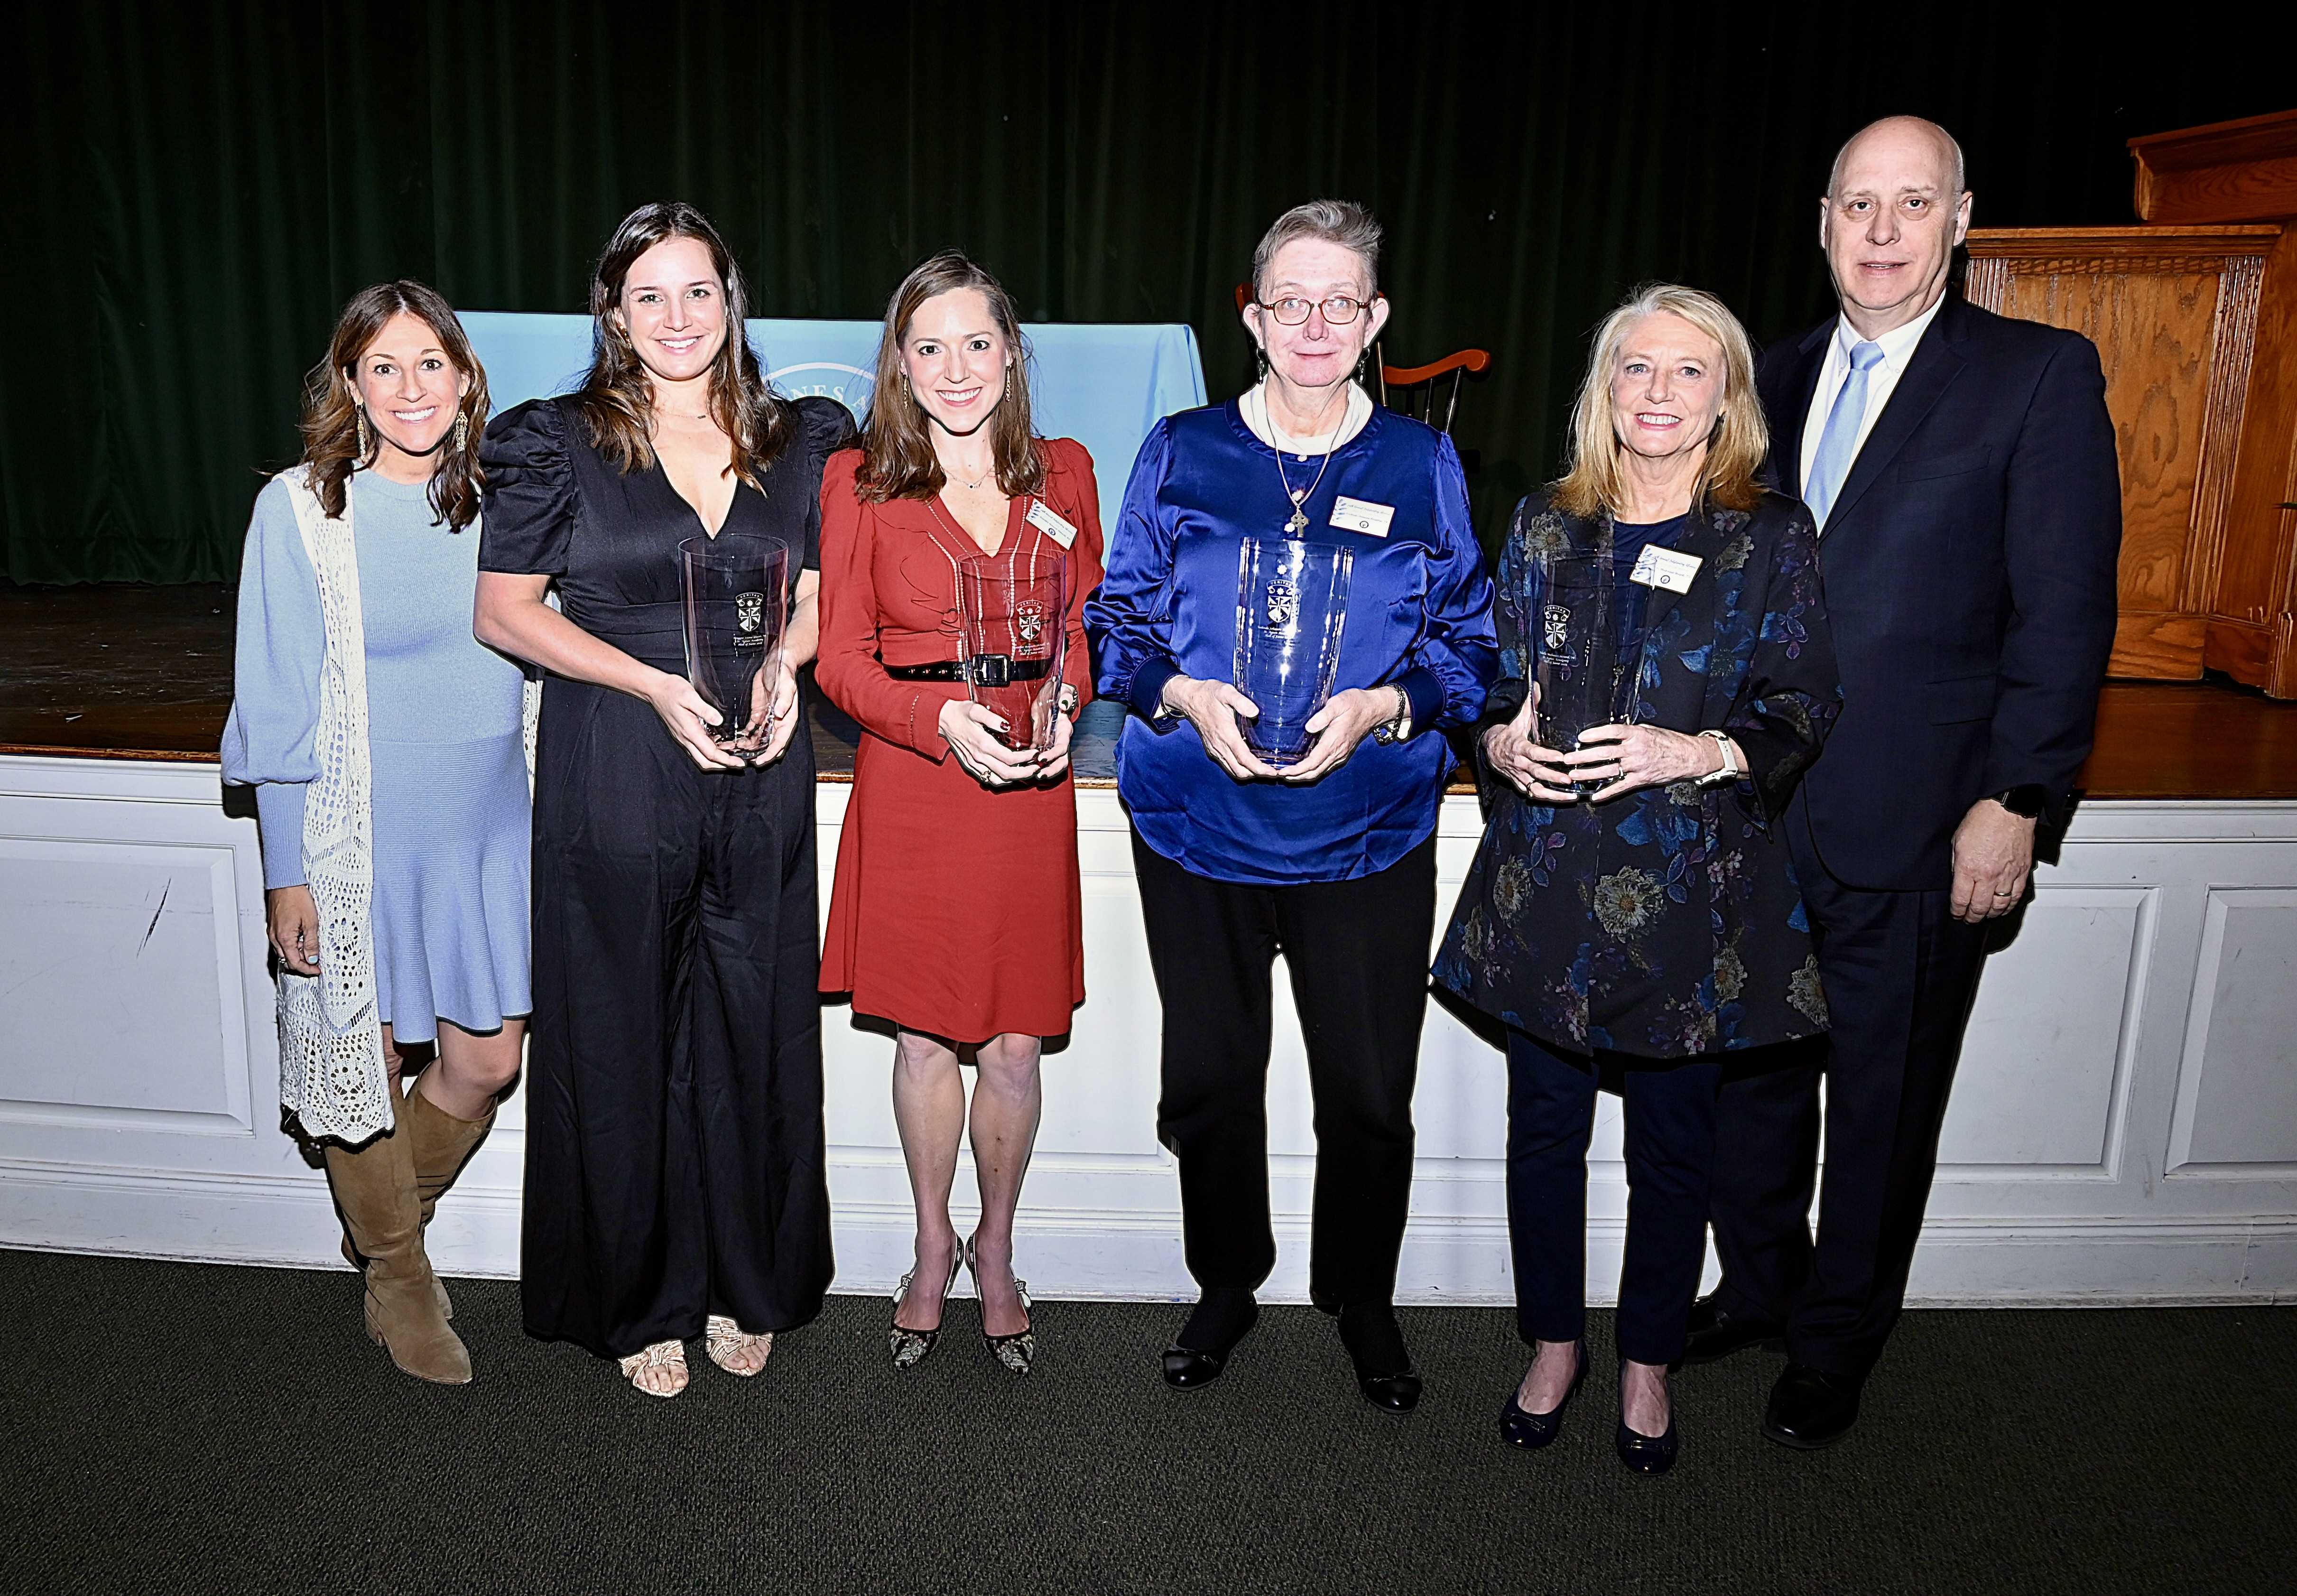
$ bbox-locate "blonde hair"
[1553,283,1768,519]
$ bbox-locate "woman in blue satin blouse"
[1085,199,1496,1415]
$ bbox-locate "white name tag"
[1330,496,1396,538]
[1630,545,1703,594]
[1025,500,1077,548]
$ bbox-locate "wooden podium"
[1964,109,2297,694]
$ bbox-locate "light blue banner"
[460,313,1208,534]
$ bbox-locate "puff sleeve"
[479,398,578,576]
[789,395,861,572]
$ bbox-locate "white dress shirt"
[1797,293,1946,516]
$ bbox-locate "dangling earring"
[1355,350,1370,384]
[453,411,469,453]
[1254,345,1269,383]
[354,407,372,461]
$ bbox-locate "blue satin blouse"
[1085,400,1497,885]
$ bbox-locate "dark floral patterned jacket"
[1433,488,1842,1058]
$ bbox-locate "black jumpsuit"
[480,394,851,1359]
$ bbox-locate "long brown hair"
[855,250,1044,502]
[1553,282,1768,520]
[571,201,790,484]
[298,281,488,528]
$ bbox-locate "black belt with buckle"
[886,658,1054,687]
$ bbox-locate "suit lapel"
[1819,301,1967,535]
[1765,322,1831,499]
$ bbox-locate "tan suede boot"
[339,1085,493,1317]
[323,1114,472,1385]
[405,1087,496,1228]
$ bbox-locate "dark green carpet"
[3,1250,2290,1595]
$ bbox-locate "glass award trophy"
[679,534,792,760]
[1530,552,1616,798]
[1233,536,1354,768]
[957,546,1070,752]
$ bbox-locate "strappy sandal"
[704,1314,773,1377]
[618,1338,689,1399]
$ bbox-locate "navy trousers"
[1506,1030,1721,1365]
[1707,806,1989,1378]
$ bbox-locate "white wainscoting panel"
[2166,887,2297,1176]
[4,754,2295,1308]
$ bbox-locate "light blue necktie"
[1806,339,1886,530]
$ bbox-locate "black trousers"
[1130,829,1437,1308]
[1507,1031,1721,1365]
[1708,804,1988,1379]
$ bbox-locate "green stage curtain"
[4,1,2283,584]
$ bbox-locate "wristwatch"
[1990,784,2050,819]
[1695,729,1744,786]
[1371,683,1413,745]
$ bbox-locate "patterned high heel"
[888,1245,963,1370]
[963,1233,1036,1376]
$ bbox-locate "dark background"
[6,1,2288,584]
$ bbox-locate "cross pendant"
[1286,510,1309,534]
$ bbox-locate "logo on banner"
[768,361,875,421]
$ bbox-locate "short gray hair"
[1826,115,1967,198]
[1251,200,1383,299]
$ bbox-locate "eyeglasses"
[1256,295,1374,326]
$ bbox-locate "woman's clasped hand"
[1483,688,1726,805]
[937,694,1073,787]
[1158,675,1395,782]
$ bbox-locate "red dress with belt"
[815,437,1103,1043]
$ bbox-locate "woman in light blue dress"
[222,280,529,1385]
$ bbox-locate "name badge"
[1630,545,1703,594]
[1025,500,1077,549]
[1330,496,1396,538]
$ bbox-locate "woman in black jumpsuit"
[476,202,848,1395]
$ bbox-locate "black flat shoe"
[1337,1303,1422,1415]
[1680,1293,1785,1366]
[1499,1342,1585,1450]
[1160,1288,1258,1391]
[1615,1410,1680,1475]
[1762,1363,1861,1449]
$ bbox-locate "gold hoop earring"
[454,412,469,453]
[354,408,372,460]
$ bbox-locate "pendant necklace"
[1265,380,1345,535]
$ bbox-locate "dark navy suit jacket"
[1757,293,2121,891]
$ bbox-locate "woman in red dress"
[817,251,1102,1375]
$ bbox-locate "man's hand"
[1159,676,1279,781]
[1951,798,2036,922]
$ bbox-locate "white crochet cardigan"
[271,468,537,1144]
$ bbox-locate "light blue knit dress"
[222,469,531,1042]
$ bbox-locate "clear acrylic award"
[679,534,791,760]
[1233,536,1354,768]
[957,546,1070,752]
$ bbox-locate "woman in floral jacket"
[1433,285,1839,1475]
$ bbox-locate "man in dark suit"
[1688,115,2122,1447]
